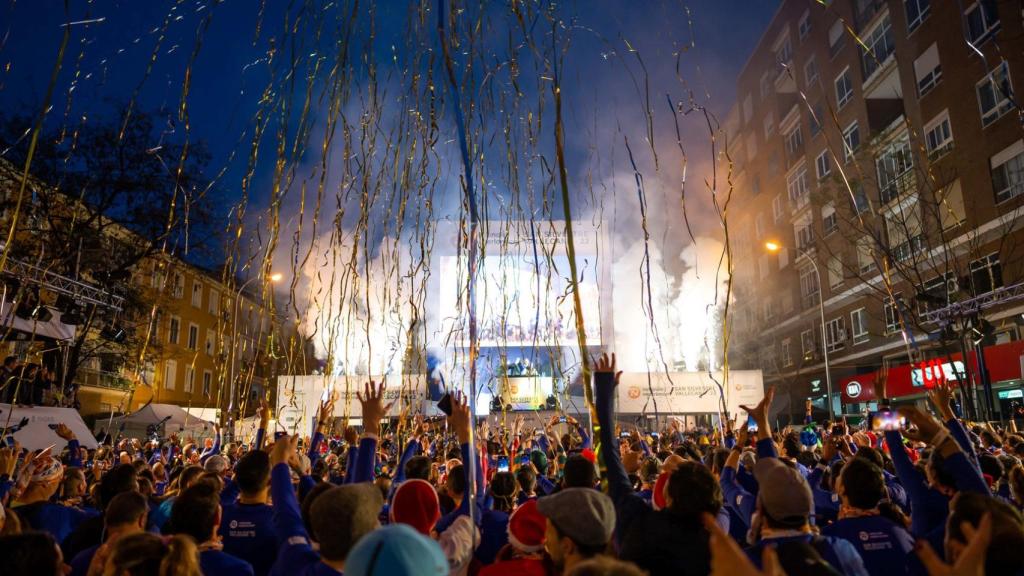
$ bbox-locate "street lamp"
[765,240,834,420]
[226,272,283,430]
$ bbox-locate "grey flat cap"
[536,487,616,548]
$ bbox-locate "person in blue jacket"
[220,450,277,576]
[822,457,921,575]
[169,481,254,576]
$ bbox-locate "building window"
[851,184,869,214]
[205,329,215,356]
[184,366,195,394]
[799,264,819,309]
[763,299,777,323]
[924,110,954,159]
[208,289,219,315]
[752,174,762,196]
[798,10,811,41]
[781,338,793,367]
[884,295,903,334]
[964,0,1000,44]
[187,324,199,351]
[773,194,786,223]
[815,150,832,180]
[822,203,838,235]
[755,213,765,239]
[969,253,1002,295]
[746,133,758,160]
[804,56,819,87]
[785,125,804,159]
[809,102,823,136]
[787,164,810,209]
[164,360,177,390]
[876,139,913,204]
[202,370,212,396]
[977,62,1014,128]
[168,316,180,345]
[775,35,793,66]
[801,329,817,359]
[905,0,930,32]
[918,274,957,317]
[835,68,853,109]
[761,71,773,99]
[781,292,794,315]
[172,273,184,299]
[150,266,164,289]
[828,19,845,58]
[827,256,843,289]
[743,93,754,124]
[914,43,941,96]
[992,140,1024,204]
[796,220,815,253]
[857,237,874,273]
[842,121,861,161]
[764,112,775,139]
[191,281,203,308]
[851,308,869,344]
[826,317,846,352]
[885,204,924,262]
[861,15,894,79]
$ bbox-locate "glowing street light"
[269,272,284,283]
[763,240,834,420]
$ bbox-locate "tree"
[0,102,224,400]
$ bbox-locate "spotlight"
[545,394,557,410]
[56,294,83,325]
[15,288,51,322]
[101,323,127,343]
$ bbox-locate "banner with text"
[616,370,764,415]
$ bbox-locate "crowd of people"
[0,352,1022,575]
[0,355,70,407]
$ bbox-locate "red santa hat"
[507,499,546,553]
[390,479,441,535]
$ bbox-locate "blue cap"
[345,524,448,576]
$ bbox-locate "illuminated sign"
[846,380,862,399]
[912,359,964,388]
[998,389,1023,400]
[810,379,822,394]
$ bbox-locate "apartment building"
[726,0,1024,422]
[80,259,278,419]
[0,158,281,420]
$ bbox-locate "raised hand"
[928,381,956,421]
[0,446,17,476]
[259,397,272,427]
[357,381,392,437]
[447,391,472,444]
[897,405,947,446]
[740,386,775,440]
[54,423,75,441]
[270,433,300,468]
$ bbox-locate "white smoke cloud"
[611,235,730,373]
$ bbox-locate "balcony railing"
[891,234,925,263]
[77,368,133,390]
[879,169,915,205]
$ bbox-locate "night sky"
[0,1,781,372]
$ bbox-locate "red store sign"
[838,340,1024,404]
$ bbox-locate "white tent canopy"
[0,300,76,341]
[0,403,97,451]
[106,403,216,440]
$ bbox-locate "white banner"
[616,370,764,415]
[276,375,434,435]
[0,404,98,451]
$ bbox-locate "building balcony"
[77,368,133,391]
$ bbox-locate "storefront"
[838,339,1024,420]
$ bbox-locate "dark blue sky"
[0,1,780,260]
